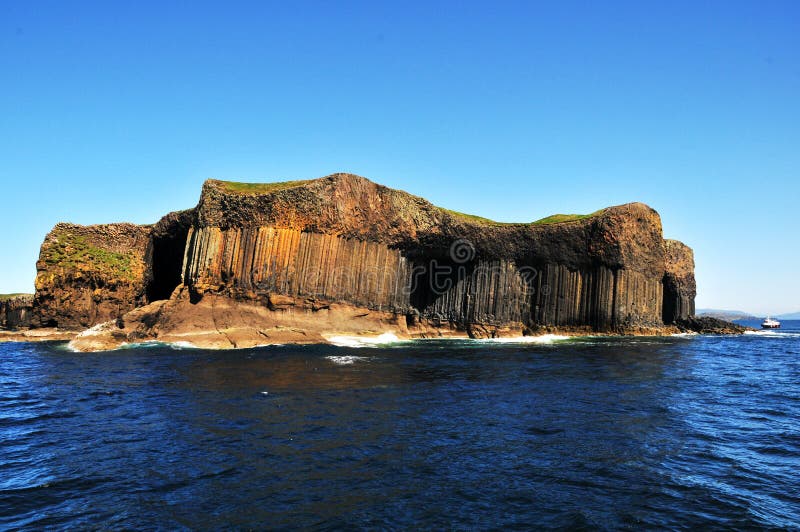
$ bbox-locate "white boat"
[762,316,781,329]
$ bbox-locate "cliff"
[662,239,697,323]
[26,173,701,350]
[184,175,668,333]
[33,210,194,329]
[0,294,33,330]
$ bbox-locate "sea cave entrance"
[146,216,193,302]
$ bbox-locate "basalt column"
[662,239,696,323]
[182,226,413,311]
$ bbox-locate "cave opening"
[661,275,678,325]
[147,230,189,302]
[408,257,475,322]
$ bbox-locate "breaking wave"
[325,355,371,365]
[324,332,404,348]
[744,330,800,338]
[475,334,571,344]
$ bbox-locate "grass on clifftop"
[532,210,606,225]
[442,207,607,226]
[213,177,608,225]
[214,179,313,194]
[0,293,30,301]
[42,233,139,281]
[440,208,514,226]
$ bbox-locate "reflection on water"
[1,330,799,528]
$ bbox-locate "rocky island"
[2,173,745,351]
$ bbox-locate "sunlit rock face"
[32,210,194,329]
[662,239,697,324]
[34,173,696,348]
[184,173,683,333]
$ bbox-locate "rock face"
[675,316,750,335]
[29,173,700,349]
[33,210,194,329]
[662,239,696,323]
[0,294,33,330]
[184,175,671,334]
[33,223,151,329]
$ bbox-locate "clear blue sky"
[1,1,798,314]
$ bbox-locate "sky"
[1,0,798,315]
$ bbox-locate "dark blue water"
[2,323,799,529]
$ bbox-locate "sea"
[1,321,799,529]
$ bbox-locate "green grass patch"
[42,233,138,280]
[441,207,606,226]
[213,179,313,195]
[440,208,507,225]
[0,293,30,301]
[531,209,606,225]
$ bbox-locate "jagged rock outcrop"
[662,239,696,323]
[33,210,195,329]
[676,316,750,335]
[0,294,33,330]
[33,223,152,329]
[27,172,702,350]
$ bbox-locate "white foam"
[119,340,165,349]
[324,332,402,348]
[66,322,117,351]
[671,332,698,337]
[325,355,370,365]
[476,334,571,344]
[74,321,115,338]
[745,330,800,338]
[169,341,201,349]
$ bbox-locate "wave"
[474,334,571,344]
[325,355,372,365]
[744,330,800,338]
[324,332,404,348]
[108,340,201,351]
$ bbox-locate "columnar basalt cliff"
[662,239,697,324]
[182,176,669,333]
[27,173,702,350]
[0,294,33,330]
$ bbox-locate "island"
[2,173,748,350]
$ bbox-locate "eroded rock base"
[66,287,712,352]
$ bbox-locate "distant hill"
[696,308,758,321]
[698,308,800,321]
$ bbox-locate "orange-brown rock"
[68,287,414,351]
[663,239,697,323]
[33,223,152,329]
[33,172,701,350]
[33,209,194,329]
[185,175,672,332]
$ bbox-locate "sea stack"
[29,173,697,350]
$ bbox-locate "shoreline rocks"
[675,316,753,335]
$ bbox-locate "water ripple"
[1,322,799,528]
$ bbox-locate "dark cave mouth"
[146,231,189,302]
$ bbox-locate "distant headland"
[1,173,747,350]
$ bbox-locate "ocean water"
[1,323,799,529]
